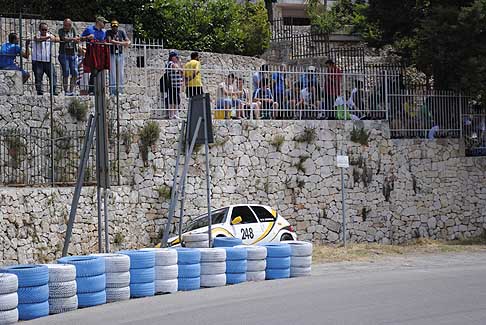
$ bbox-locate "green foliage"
[350,127,370,146]
[67,98,89,122]
[114,232,124,245]
[157,185,172,201]
[270,135,285,152]
[139,121,160,165]
[295,155,309,173]
[294,127,317,144]
[136,0,270,56]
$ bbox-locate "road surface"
[29,252,486,325]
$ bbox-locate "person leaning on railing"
[32,22,60,95]
[106,19,131,96]
[58,18,80,96]
[0,32,30,83]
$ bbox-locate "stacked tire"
[213,237,242,248]
[119,250,155,298]
[198,248,226,287]
[183,233,209,248]
[0,273,18,324]
[1,265,49,320]
[45,264,77,314]
[176,248,201,291]
[284,241,313,277]
[223,247,247,284]
[91,254,131,302]
[141,248,178,294]
[58,256,106,308]
[263,243,291,280]
[235,245,267,282]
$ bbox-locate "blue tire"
[266,257,291,269]
[17,284,49,304]
[175,248,201,265]
[1,265,48,287]
[265,268,290,280]
[18,301,49,320]
[57,256,105,277]
[226,272,246,284]
[261,243,291,258]
[213,237,242,248]
[178,264,200,278]
[77,290,106,308]
[76,274,106,294]
[130,282,155,298]
[178,277,200,291]
[226,260,247,273]
[118,250,155,269]
[222,247,248,261]
[130,267,155,284]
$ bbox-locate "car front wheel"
[280,233,294,241]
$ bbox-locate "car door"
[230,205,263,244]
[250,205,277,244]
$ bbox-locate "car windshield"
[182,208,228,233]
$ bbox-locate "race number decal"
[241,228,254,240]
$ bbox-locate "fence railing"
[463,113,486,156]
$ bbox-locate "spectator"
[58,18,79,95]
[253,78,278,119]
[165,50,183,119]
[252,64,268,90]
[300,65,318,89]
[272,63,288,111]
[32,22,60,95]
[106,19,131,96]
[0,32,30,83]
[237,77,256,119]
[184,52,203,98]
[80,16,108,95]
[324,59,342,112]
[216,73,242,119]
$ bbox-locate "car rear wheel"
[280,233,294,241]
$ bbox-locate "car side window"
[250,206,276,222]
[231,206,258,224]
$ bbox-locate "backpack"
[160,62,172,92]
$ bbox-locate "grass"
[313,236,486,263]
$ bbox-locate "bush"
[67,99,89,122]
[139,121,160,165]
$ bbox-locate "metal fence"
[463,113,486,156]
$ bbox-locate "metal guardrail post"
[385,70,389,122]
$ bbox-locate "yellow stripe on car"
[211,227,234,238]
[251,222,275,244]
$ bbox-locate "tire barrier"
[176,248,201,291]
[45,263,77,314]
[235,245,267,282]
[0,265,49,321]
[0,273,18,325]
[198,248,226,288]
[90,254,131,302]
[57,256,106,308]
[213,237,242,248]
[223,247,247,285]
[283,241,313,277]
[261,243,291,280]
[119,250,155,298]
[183,234,210,248]
[140,249,178,294]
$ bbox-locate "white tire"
[0,293,18,311]
[90,253,130,273]
[246,271,266,282]
[281,241,313,257]
[49,295,78,314]
[185,240,210,248]
[247,259,266,272]
[291,255,312,268]
[235,245,267,260]
[45,264,76,283]
[140,248,178,266]
[106,286,130,302]
[183,233,208,242]
[290,266,312,277]
[155,279,178,294]
[200,261,226,275]
[200,274,226,287]
[0,274,18,295]
[106,272,130,288]
[49,280,77,298]
[0,308,18,324]
[155,265,178,281]
[197,248,226,262]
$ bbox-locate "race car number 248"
[241,228,254,239]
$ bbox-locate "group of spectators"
[0,16,130,96]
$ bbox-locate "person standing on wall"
[32,22,60,95]
[165,50,183,119]
[58,18,79,96]
[0,32,31,83]
[106,20,131,96]
[183,52,203,98]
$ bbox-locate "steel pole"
[203,95,212,247]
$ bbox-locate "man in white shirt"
[32,22,60,95]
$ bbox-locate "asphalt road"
[29,252,486,325]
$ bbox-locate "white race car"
[167,204,297,246]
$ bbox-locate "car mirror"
[231,216,242,225]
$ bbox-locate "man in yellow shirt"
[184,52,203,98]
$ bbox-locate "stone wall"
[0,71,23,96]
[1,117,485,265]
